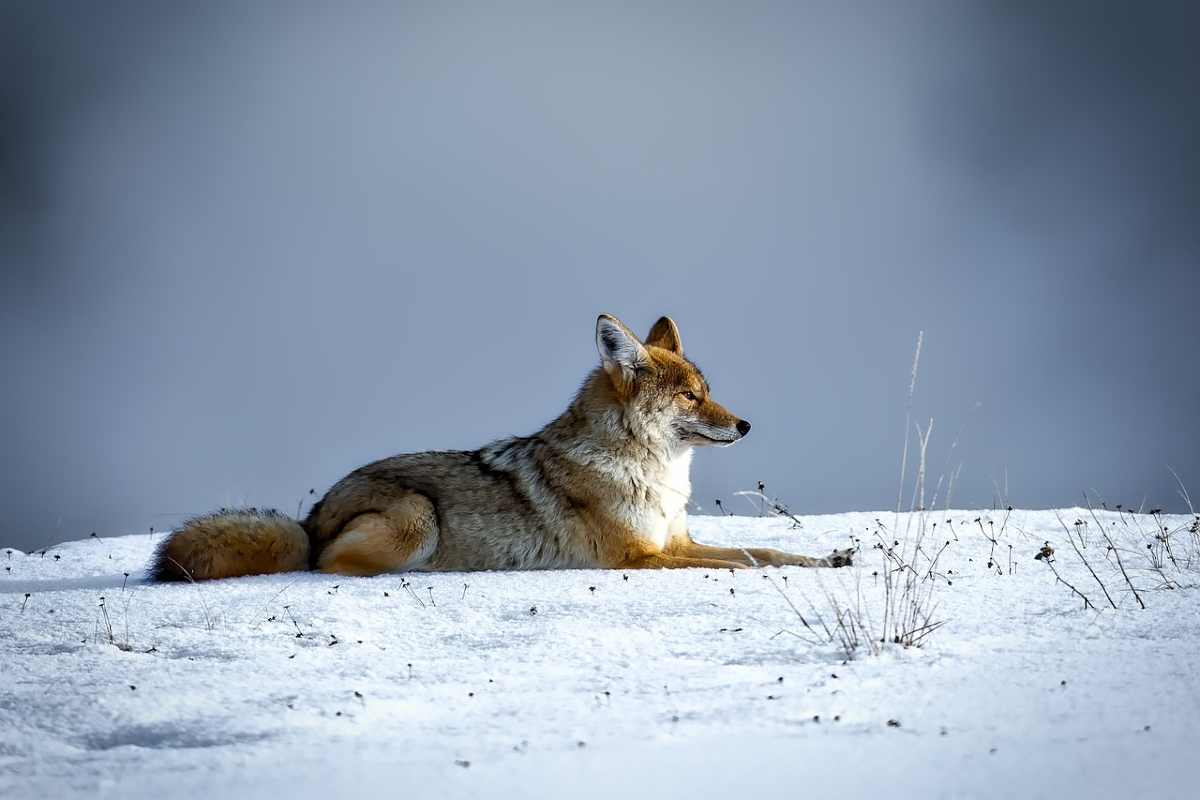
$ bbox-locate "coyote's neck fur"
[546,373,694,546]
[481,368,694,552]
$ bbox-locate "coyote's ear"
[645,316,683,355]
[596,314,650,382]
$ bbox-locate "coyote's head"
[589,313,750,452]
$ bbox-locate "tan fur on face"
[623,343,742,447]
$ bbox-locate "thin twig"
[1054,511,1117,609]
[1038,556,1095,610]
[1084,500,1146,610]
[896,330,924,514]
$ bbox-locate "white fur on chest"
[623,448,693,550]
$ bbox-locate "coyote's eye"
[679,391,698,402]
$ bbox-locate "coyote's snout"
[151,314,852,581]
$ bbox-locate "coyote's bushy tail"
[150,508,310,581]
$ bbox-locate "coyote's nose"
[736,419,752,437]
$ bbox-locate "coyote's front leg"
[672,540,853,568]
[624,552,749,570]
[666,517,853,568]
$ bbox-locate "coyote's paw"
[824,548,854,568]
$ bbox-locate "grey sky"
[2,1,1198,552]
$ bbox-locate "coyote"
[151,314,852,580]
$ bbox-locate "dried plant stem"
[1038,557,1095,610]
[1054,511,1117,609]
[164,556,216,630]
[1167,464,1194,515]
[896,330,923,514]
[1084,501,1147,609]
[1102,528,1147,609]
[908,418,933,513]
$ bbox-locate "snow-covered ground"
[2,509,1198,799]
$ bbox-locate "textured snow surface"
[2,510,1198,799]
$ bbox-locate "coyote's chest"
[614,448,693,550]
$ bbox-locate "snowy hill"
[2,510,1198,799]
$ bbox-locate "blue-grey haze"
[2,1,1197,552]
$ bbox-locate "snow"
[2,509,1198,799]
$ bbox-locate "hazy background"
[2,1,1197,551]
